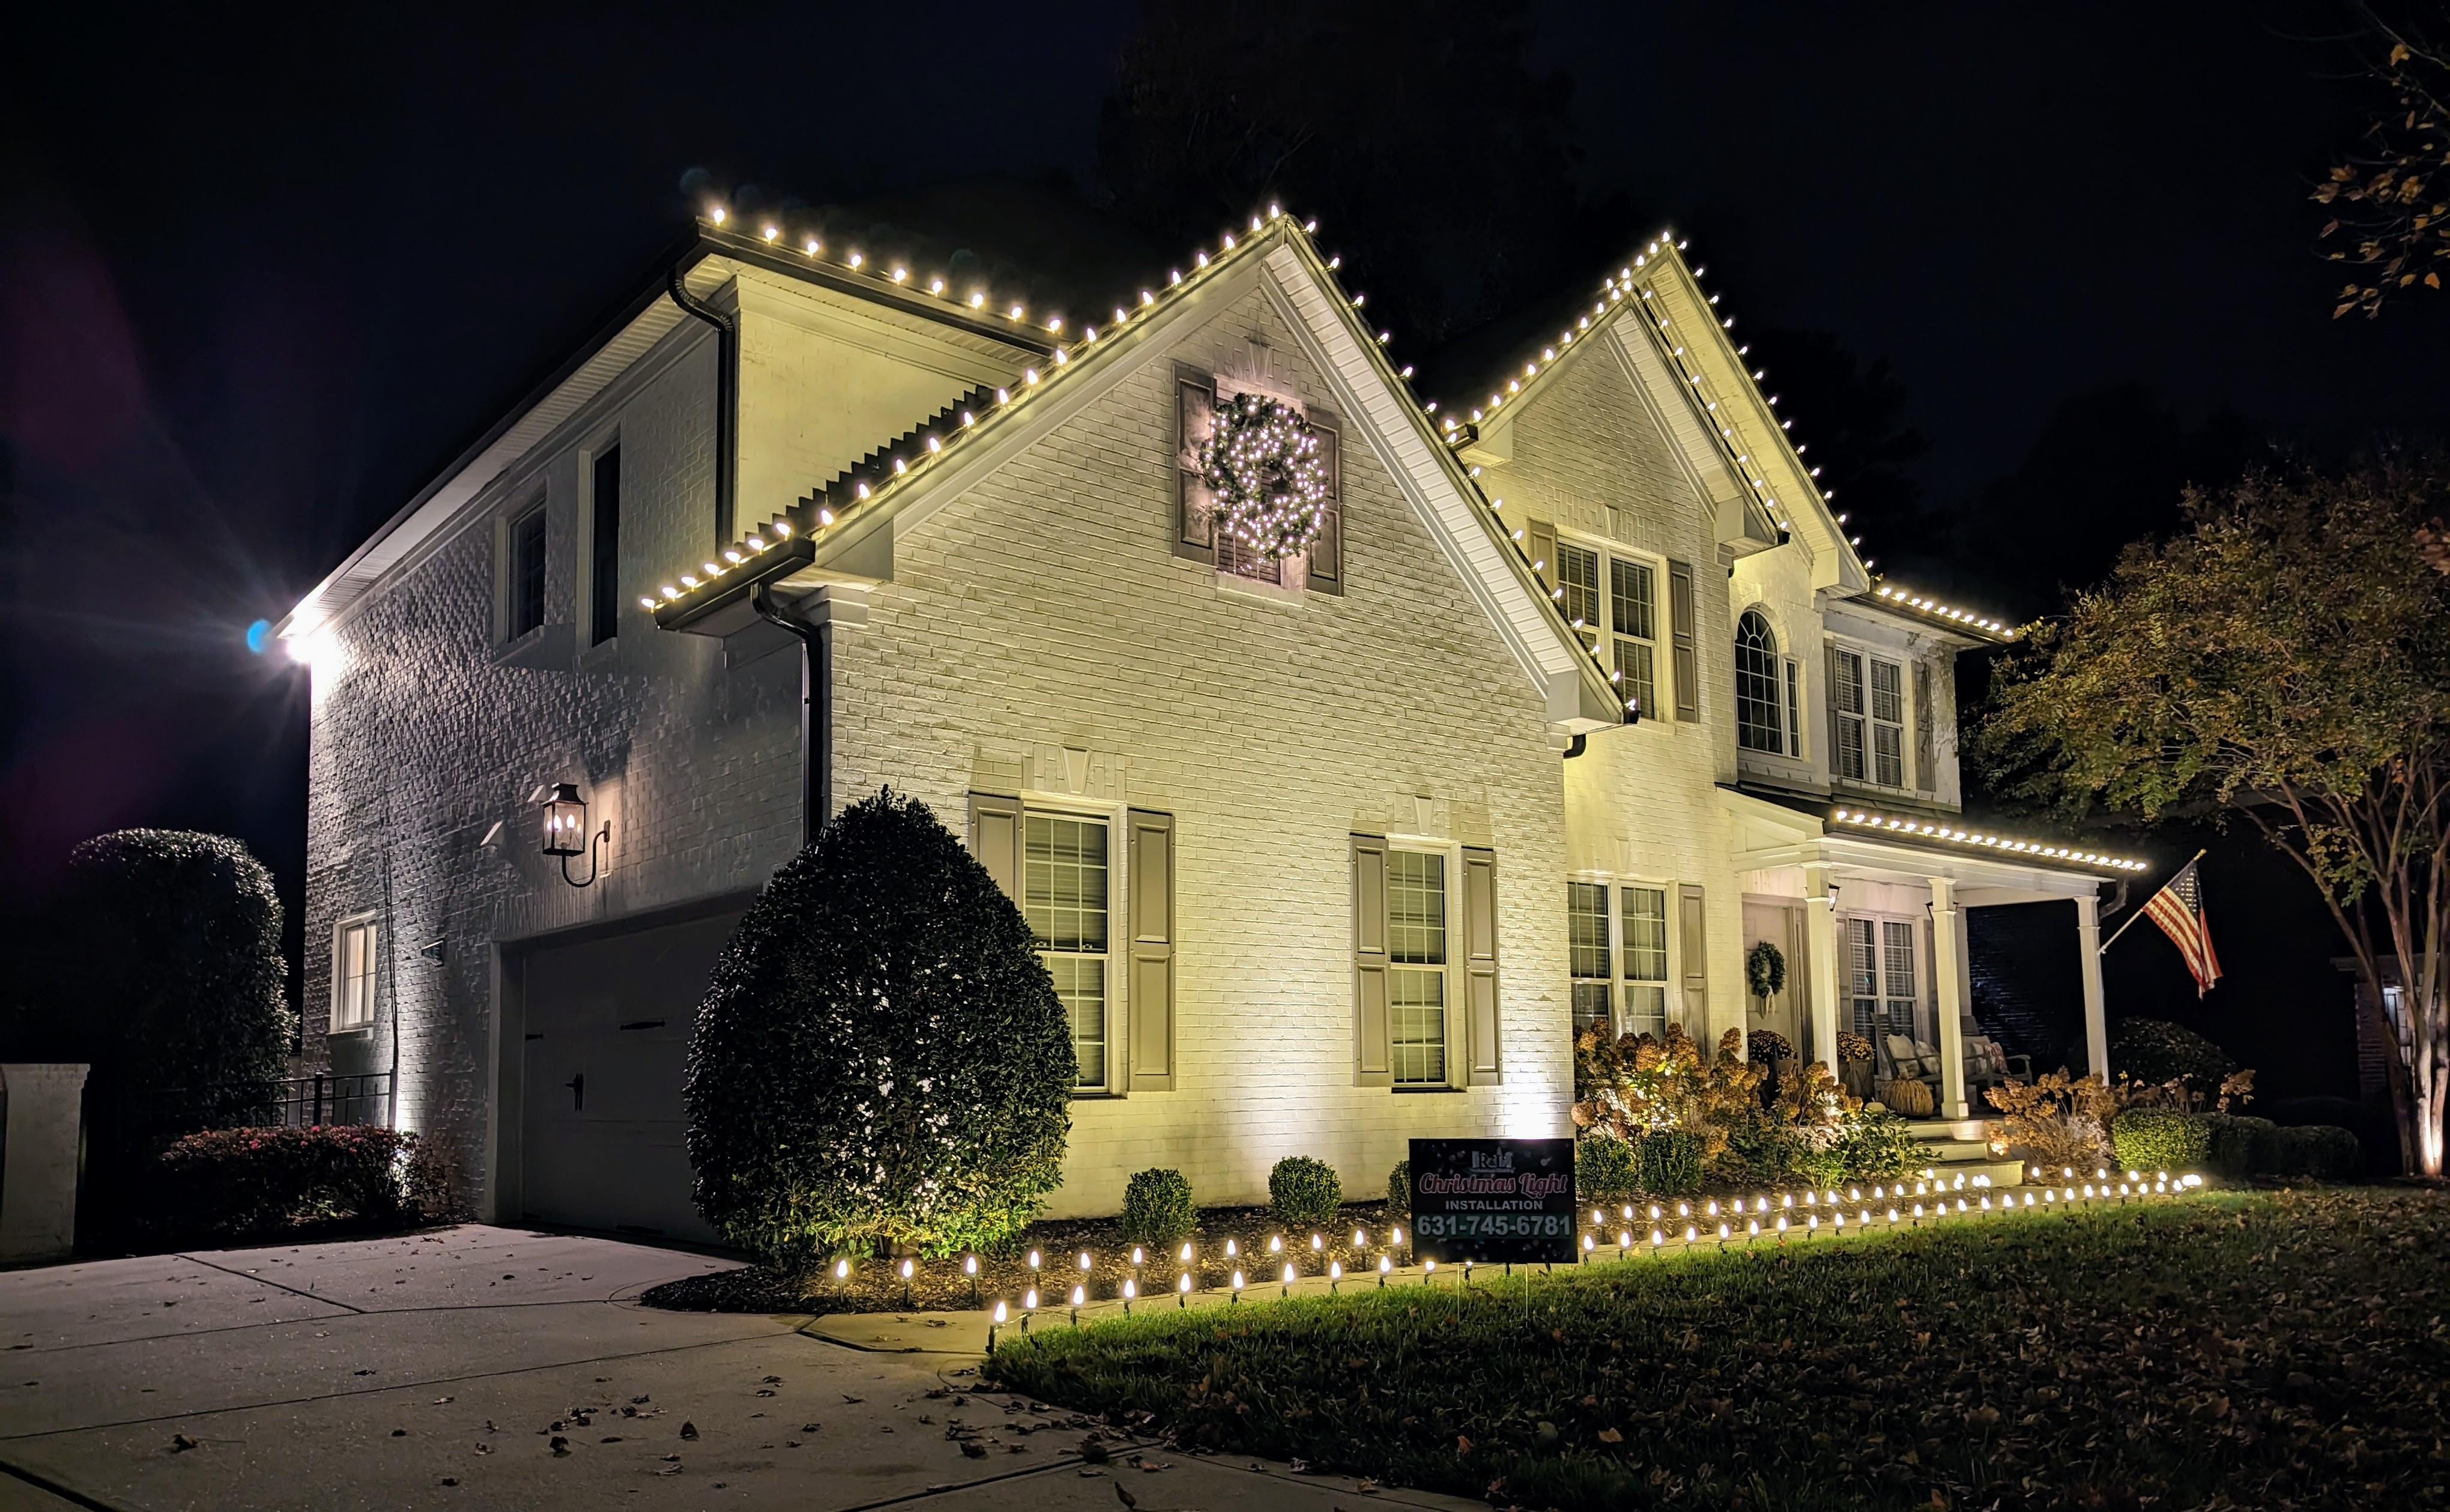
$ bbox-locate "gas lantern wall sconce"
[542,782,609,888]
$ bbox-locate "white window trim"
[1018,791,1128,1096]
[1556,530,1668,722]
[1827,639,1914,794]
[329,912,380,1036]
[1839,910,1928,1047]
[1387,833,1465,1089]
[1566,870,1683,1039]
[576,432,620,655]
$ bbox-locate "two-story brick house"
[278,196,2138,1241]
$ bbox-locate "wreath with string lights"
[1198,389,1329,560]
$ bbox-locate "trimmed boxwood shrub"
[2274,1124,2362,1181]
[2201,1113,2279,1179]
[1575,1136,1641,1205]
[1121,1168,1196,1247]
[1268,1156,1343,1228]
[1387,1160,1411,1219]
[1635,1129,1704,1195]
[34,830,292,1125]
[2110,1017,2236,1095]
[156,1125,416,1238]
[2111,1108,2212,1172]
[686,790,1075,1265]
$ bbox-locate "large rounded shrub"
[686,790,1075,1265]
[32,831,292,1122]
[1574,1136,1640,1205]
[1121,1168,1196,1248]
[2110,1018,2237,1095]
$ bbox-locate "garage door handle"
[564,1072,584,1111]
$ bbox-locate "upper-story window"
[1734,611,1803,758]
[1831,647,1908,787]
[509,503,547,639]
[1555,537,1663,720]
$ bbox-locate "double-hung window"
[1025,815,1112,1089]
[509,503,546,640]
[331,915,378,1033]
[1386,850,1449,1086]
[1564,878,1670,1041]
[1831,647,1907,786]
[1845,916,1920,1042]
[1567,881,1612,1036]
[1557,542,1602,650]
[1621,885,1670,1037]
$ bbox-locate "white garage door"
[519,912,740,1241]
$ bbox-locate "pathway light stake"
[1069,1284,1084,1325]
[1280,1262,1296,1297]
[833,1257,851,1304]
[1022,1288,1038,1334]
[1230,1269,1245,1302]
[965,1253,979,1307]
[988,1300,1006,1351]
[1378,1255,1392,1287]
[1177,1273,1192,1308]
[1328,1260,1343,1293]
[1421,1259,1436,1286]
[1462,1260,1474,1287]
[1582,1233,1596,1260]
[1310,1233,1324,1272]
[900,1257,915,1308]
[1122,1278,1136,1316]
[1224,1238,1239,1260]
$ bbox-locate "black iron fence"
[115,1072,394,1149]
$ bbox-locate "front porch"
[1727,791,2135,1120]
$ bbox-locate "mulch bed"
[641,1203,1400,1315]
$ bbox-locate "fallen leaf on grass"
[1598,1427,1624,1444]
[548,1436,569,1456]
[170,1435,198,1453]
[679,1422,698,1441]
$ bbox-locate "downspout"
[667,265,737,545]
[752,583,825,849]
[1561,734,1588,759]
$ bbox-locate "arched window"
[1735,610,1785,754]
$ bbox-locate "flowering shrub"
[156,1125,417,1238]
[1576,1026,1859,1188]
[1836,1031,1877,1063]
[1986,1072,2122,1171]
[1746,1028,1794,1062]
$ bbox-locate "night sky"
[3,2,2434,1108]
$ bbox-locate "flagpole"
[2098,848,2205,955]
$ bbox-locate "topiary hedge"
[1575,1136,1641,1205]
[2111,1108,2212,1172]
[34,830,293,1126]
[686,790,1075,1265]
[2201,1113,2279,1179]
[1387,1160,1411,1219]
[1268,1156,1343,1228]
[2110,1017,2237,1095]
[1121,1168,1196,1247]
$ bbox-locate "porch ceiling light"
[1829,806,2148,872]
[542,781,608,888]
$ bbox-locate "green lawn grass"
[984,1188,2450,1510]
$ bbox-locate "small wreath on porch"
[1744,939,1788,1002]
[1197,389,1329,560]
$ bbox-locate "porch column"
[1804,862,1842,1076]
[2075,892,2110,1079]
[1929,877,1970,1120]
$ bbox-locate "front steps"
[1905,1117,2022,1187]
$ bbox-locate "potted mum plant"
[1837,1030,1878,1102]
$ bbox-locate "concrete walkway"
[0,1225,1477,1512]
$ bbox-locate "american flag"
[2143,858,2222,997]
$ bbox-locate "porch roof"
[1723,786,2142,905]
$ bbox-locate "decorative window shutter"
[967,793,1023,903]
[1351,833,1393,1086]
[1174,372,1217,563]
[1528,519,1558,591]
[1462,847,1501,1082]
[1913,661,1935,791]
[1678,883,1709,1029]
[1306,419,1344,593]
[1126,809,1176,1090]
[1668,560,1699,721]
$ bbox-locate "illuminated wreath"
[1197,390,1329,560]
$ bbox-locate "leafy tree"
[10,830,293,1122]
[686,789,1074,1265]
[1974,456,2450,1175]
[1098,0,1633,345]
[2315,5,2450,318]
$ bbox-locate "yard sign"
[1407,1137,1577,1264]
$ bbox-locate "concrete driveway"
[0,1225,1475,1512]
